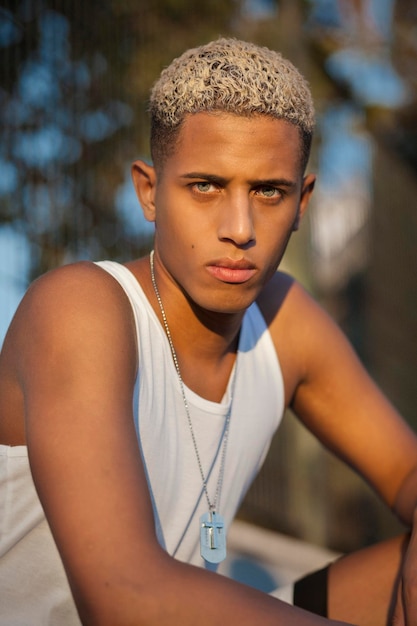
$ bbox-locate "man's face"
[139,112,315,314]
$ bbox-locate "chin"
[198,289,259,316]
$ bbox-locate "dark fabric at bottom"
[293,564,329,617]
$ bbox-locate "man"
[0,37,416,625]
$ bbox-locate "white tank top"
[0,261,285,623]
[96,261,285,566]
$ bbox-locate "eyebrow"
[180,172,228,185]
[180,172,297,189]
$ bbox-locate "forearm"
[74,556,353,626]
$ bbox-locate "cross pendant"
[200,511,226,564]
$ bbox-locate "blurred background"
[1,0,416,554]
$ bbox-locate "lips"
[206,258,257,284]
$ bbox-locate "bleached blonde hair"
[149,38,315,171]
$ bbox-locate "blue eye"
[258,186,279,197]
[195,182,213,192]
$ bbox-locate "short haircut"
[149,38,315,172]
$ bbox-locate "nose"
[217,193,255,246]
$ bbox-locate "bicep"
[282,284,417,509]
[17,266,163,616]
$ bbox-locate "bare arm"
[291,283,417,626]
[262,276,417,625]
[262,277,417,513]
[12,264,349,626]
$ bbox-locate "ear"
[293,173,316,231]
[131,160,157,223]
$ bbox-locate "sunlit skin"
[2,109,417,625]
[130,113,315,396]
[132,112,315,321]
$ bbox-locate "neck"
[149,250,242,401]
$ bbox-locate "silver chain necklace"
[150,250,236,564]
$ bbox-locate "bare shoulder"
[6,261,136,355]
[0,261,138,444]
[256,270,331,338]
[18,260,128,314]
[256,271,347,406]
[16,261,138,381]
